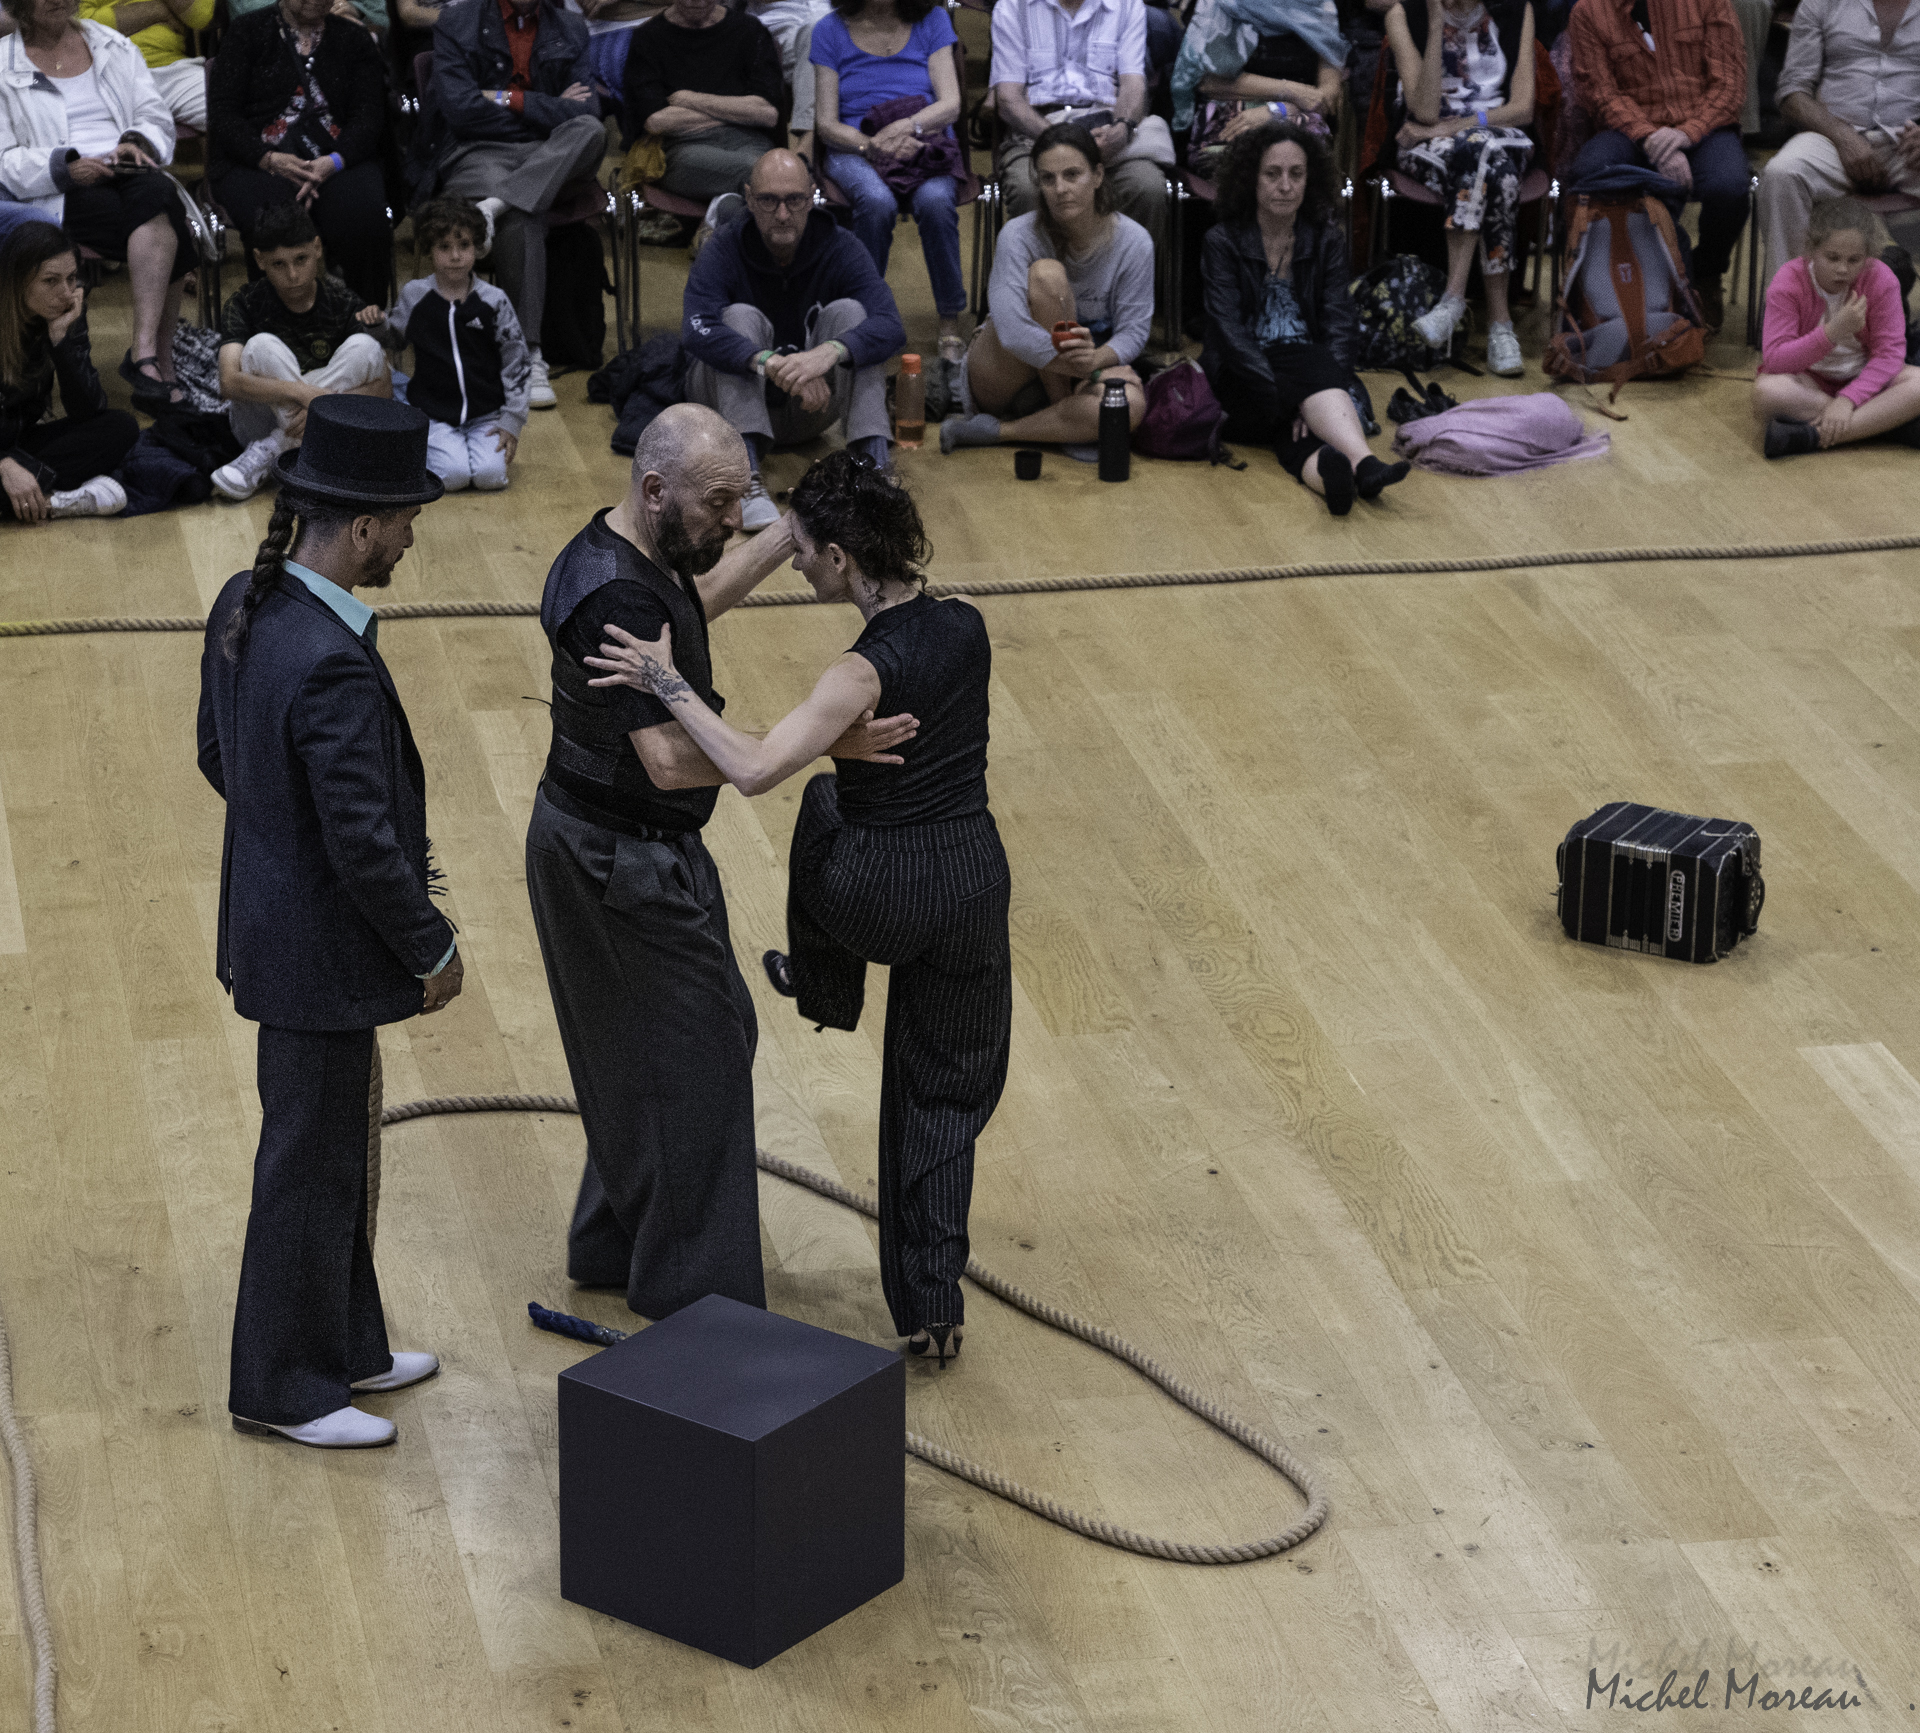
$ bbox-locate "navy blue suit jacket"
[197,574,455,1032]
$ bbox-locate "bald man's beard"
[657,498,729,579]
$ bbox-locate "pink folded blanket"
[1391,393,1611,475]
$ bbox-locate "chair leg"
[1166,176,1185,348]
[1745,176,1762,351]
[609,191,628,354]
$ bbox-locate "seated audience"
[939,123,1150,455]
[227,0,386,31]
[1568,0,1748,330]
[1754,195,1920,456]
[809,0,965,364]
[413,0,607,410]
[212,201,390,500]
[623,0,781,203]
[993,0,1173,249]
[206,0,393,309]
[1760,0,1920,279]
[0,220,134,521]
[682,148,904,530]
[1199,119,1410,513]
[375,195,529,491]
[1384,0,1536,375]
[75,0,212,132]
[747,0,828,93]
[0,0,190,406]
[1173,0,1345,183]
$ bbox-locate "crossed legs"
[1752,366,1920,446]
[962,259,1145,444]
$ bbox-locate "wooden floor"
[8,234,1920,1731]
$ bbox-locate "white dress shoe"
[232,1405,397,1448]
[350,1351,440,1393]
[474,194,508,259]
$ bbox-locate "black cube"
[558,1294,905,1667]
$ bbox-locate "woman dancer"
[585,453,1009,1368]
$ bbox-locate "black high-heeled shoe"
[905,1324,963,1369]
[762,949,794,997]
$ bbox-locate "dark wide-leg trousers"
[786,774,1012,1336]
[525,787,766,1318]
[229,1024,393,1425]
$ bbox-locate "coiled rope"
[7,530,1920,637]
[381,1091,1330,1565]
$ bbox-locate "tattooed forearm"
[637,661,695,705]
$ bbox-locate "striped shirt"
[1568,0,1746,143]
[989,0,1146,110]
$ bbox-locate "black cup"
[1014,448,1042,481]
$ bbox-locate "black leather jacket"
[1,316,108,487]
[1199,213,1357,391]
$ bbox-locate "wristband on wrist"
[1475,107,1489,128]
[752,349,773,375]
[329,151,344,172]
[827,339,851,365]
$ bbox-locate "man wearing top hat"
[197,396,459,1451]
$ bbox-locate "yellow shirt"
[74,0,217,69]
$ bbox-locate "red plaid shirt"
[1568,0,1746,144]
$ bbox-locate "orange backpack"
[1545,192,1708,394]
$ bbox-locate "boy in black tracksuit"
[375,197,531,491]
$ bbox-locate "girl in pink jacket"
[1756,197,1920,458]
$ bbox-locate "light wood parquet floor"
[5,225,1920,1731]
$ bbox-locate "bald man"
[527,405,914,1317]
[682,148,906,531]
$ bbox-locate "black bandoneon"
[1557,802,1764,963]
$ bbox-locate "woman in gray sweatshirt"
[941,122,1153,454]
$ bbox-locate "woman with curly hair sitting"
[582,451,1008,1372]
[1200,118,1409,514]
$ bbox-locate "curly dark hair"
[830,0,939,20]
[252,200,321,255]
[1213,120,1339,228]
[788,451,931,591]
[414,195,485,254]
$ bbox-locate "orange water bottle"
[894,354,925,449]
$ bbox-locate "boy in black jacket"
[374,198,531,491]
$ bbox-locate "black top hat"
[276,395,447,507]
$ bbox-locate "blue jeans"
[826,151,967,317]
[1570,126,1750,280]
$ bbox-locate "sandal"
[121,351,186,408]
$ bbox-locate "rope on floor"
[380,1091,1330,1566]
[0,1295,56,1733]
[8,531,1920,638]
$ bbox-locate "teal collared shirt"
[284,559,455,981]
[286,559,377,646]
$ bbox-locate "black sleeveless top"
[835,594,991,827]
[540,509,725,836]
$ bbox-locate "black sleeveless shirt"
[540,508,725,835]
[835,594,991,827]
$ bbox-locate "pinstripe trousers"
[787,773,1012,1336]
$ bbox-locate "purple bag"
[1390,393,1611,474]
[1134,361,1243,466]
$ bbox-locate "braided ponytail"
[223,492,302,661]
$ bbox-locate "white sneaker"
[474,195,508,260]
[528,347,557,410]
[740,472,780,533]
[351,1351,439,1393]
[211,434,285,502]
[1413,295,1466,348]
[47,474,126,518]
[232,1405,397,1449]
[1485,324,1524,377]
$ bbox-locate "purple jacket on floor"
[1391,393,1611,474]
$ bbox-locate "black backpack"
[1350,254,1450,372]
[540,224,610,372]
